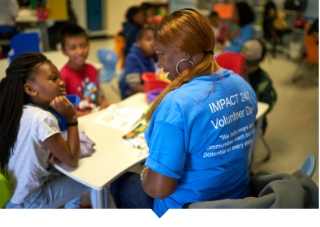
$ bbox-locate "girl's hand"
[51,96,77,122]
[47,153,61,164]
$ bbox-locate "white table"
[54,93,149,208]
[0,51,102,81]
[249,102,270,171]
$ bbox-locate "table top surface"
[53,92,268,190]
[16,9,68,22]
[54,93,149,190]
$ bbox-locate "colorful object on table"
[142,72,169,93]
[146,89,163,104]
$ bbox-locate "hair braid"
[0,52,48,174]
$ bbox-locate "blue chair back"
[8,32,40,62]
[300,155,316,177]
[97,48,118,83]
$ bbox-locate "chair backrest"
[304,34,318,65]
[8,32,40,62]
[97,48,118,83]
[215,52,246,76]
[113,35,125,69]
[0,173,12,208]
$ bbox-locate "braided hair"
[145,8,220,121]
[0,52,49,174]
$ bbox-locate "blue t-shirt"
[224,24,254,53]
[119,45,156,99]
[144,69,258,217]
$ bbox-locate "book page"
[122,122,149,156]
[94,104,145,131]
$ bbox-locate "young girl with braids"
[110,8,258,217]
[0,52,91,208]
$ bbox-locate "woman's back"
[145,69,257,216]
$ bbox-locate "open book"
[94,104,145,131]
[122,122,149,156]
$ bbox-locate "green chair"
[0,173,12,208]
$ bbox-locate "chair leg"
[292,61,305,83]
[259,135,271,162]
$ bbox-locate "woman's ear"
[24,83,38,96]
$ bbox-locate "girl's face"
[153,40,189,81]
[136,30,155,57]
[26,62,66,107]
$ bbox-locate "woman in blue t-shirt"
[110,8,258,218]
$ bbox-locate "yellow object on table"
[156,69,170,83]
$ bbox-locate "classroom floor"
[80,37,319,207]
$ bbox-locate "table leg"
[103,186,109,208]
[38,21,50,51]
[91,189,105,208]
[249,118,263,171]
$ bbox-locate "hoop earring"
[175,58,194,75]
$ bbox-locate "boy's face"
[209,16,220,27]
[133,10,146,26]
[62,35,89,70]
[136,30,155,58]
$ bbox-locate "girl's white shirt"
[7,105,60,204]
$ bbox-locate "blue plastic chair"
[300,155,316,177]
[8,32,40,62]
[97,48,118,83]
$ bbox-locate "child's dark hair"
[0,52,50,174]
[141,2,154,10]
[125,6,143,23]
[235,1,255,27]
[137,26,154,40]
[209,11,219,18]
[59,23,88,49]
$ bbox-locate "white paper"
[94,104,145,131]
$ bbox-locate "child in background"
[141,2,156,28]
[208,11,228,45]
[0,52,91,208]
[241,39,277,134]
[119,27,156,99]
[59,24,109,116]
[223,1,255,53]
[122,6,146,57]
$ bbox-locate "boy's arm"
[96,96,109,109]
[132,84,145,93]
